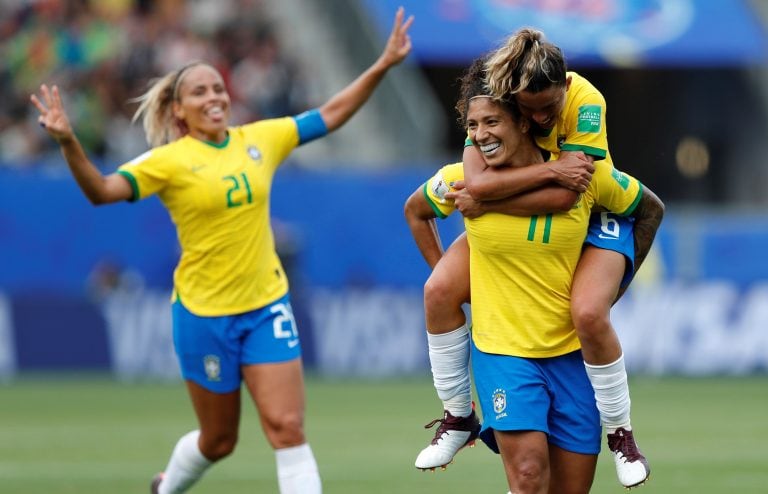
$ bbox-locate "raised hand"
[550,151,595,192]
[378,7,414,68]
[316,7,414,133]
[30,84,75,143]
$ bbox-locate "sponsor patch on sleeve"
[611,167,630,190]
[429,171,451,202]
[577,104,602,133]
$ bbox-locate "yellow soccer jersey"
[534,71,612,164]
[467,161,641,358]
[462,72,611,165]
[118,117,299,316]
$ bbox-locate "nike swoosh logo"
[287,339,299,348]
[597,234,618,240]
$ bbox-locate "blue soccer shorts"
[172,293,302,393]
[584,212,635,288]
[471,341,601,455]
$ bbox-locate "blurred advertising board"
[2,168,768,377]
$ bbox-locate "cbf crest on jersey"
[429,171,451,203]
[203,354,221,381]
[247,145,262,163]
[493,388,507,415]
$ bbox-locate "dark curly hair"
[455,55,520,129]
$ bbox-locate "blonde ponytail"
[485,28,566,98]
[131,62,204,148]
[131,72,178,148]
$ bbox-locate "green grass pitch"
[1,375,766,493]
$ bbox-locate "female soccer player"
[412,29,663,490]
[31,8,413,494]
[408,56,663,493]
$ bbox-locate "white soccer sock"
[427,324,472,418]
[158,430,213,494]
[276,443,321,494]
[584,354,632,433]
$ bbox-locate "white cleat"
[607,428,651,488]
[414,409,480,470]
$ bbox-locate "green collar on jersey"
[203,132,230,149]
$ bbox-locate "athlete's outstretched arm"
[318,7,413,132]
[30,85,132,205]
[404,187,443,269]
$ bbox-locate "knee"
[199,431,238,461]
[571,301,610,340]
[424,274,462,311]
[262,411,305,449]
[514,458,548,490]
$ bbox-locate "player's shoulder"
[568,72,600,93]
[442,161,464,173]
[158,136,201,154]
[567,71,605,102]
[124,139,184,167]
[238,117,296,136]
[438,161,465,182]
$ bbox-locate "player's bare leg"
[415,233,480,470]
[151,382,237,493]
[243,359,321,493]
[571,246,649,488]
[549,443,598,494]
[496,429,550,494]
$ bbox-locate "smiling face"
[172,64,231,143]
[515,75,571,130]
[466,96,530,168]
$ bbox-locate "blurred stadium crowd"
[0,0,311,168]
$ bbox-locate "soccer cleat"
[414,408,481,470]
[150,472,165,494]
[607,428,650,488]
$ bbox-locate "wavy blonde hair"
[485,28,567,99]
[131,62,205,148]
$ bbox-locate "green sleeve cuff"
[117,170,140,202]
[422,182,448,219]
[621,182,643,216]
[560,143,607,160]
